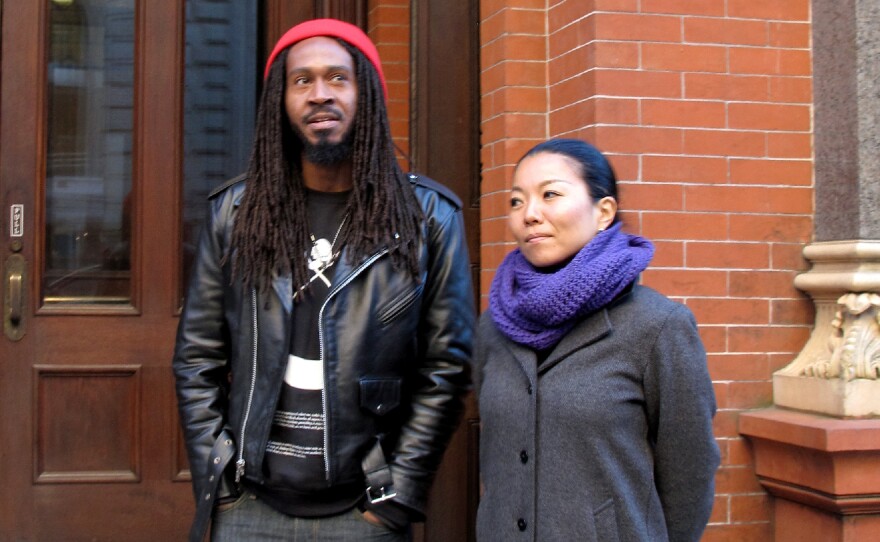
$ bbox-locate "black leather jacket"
[173,174,474,541]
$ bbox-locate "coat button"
[527,385,533,395]
[214,457,221,464]
[517,518,527,531]
[520,450,528,464]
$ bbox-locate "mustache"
[302,105,343,124]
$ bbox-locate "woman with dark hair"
[474,138,719,541]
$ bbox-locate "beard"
[293,117,355,167]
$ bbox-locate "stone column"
[740,1,880,540]
[771,0,880,417]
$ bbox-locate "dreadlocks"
[229,41,424,293]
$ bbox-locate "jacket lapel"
[538,308,613,375]
[500,332,539,389]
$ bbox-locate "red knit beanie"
[264,18,387,99]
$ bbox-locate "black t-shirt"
[250,189,363,517]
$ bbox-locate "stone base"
[773,373,880,417]
[740,408,880,542]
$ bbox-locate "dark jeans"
[211,490,410,542]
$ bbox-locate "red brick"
[767,132,812,158]
[688,242,771,270]
[696,325,728,353]
[593,12,682,42]
[729,214,813,243]
[550,46,593,83]
[550,103,598,134]
[690,297,770,325]
[709,495,729,524]
[548,16,594,58]
[771,243,811,271]
[642,212,728,240]
[652,240,685,267]
[370,6,409,27]
[714,465,765,493]
[702,523,773,542]
[684,17,768,46]
[607,153,639,180]
[642,99,727,128]
[683,129,766,158]
[642,0,725,16]
[728,325,810,354]
[730,270,801,298]
[599,0,641,9]
[642,43,728,73]
[728,0,810,22]
[769,76,813,103]
[727,381,773,409]
[685,185,812,214]
[641,269,728,297]
[547,1,588,34]
[769,21,811,48]
[706,353,773,380]
[592,41,640,68]
[593,69,682,98]
[727,437,755,466]
[771,298,815,326]
[486,60,546,87]
[593,125,684,154]
[685,73,769,101]
[713,382,730,409]
[618,184,685,212]
[495,87,547,115]
[501,6,547,35]
[730,159,813,186]
[481,217,515,246]
[642,155,728,184]
[729,102,810,131]
[497,138,540,167]
[595,97,641,124]
[713,411,742,440]
[551,72,595,109]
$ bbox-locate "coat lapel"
[500,328,539,389]
[538,308,613,375]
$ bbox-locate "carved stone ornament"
[772,240,880,417]
[801,293,880,380]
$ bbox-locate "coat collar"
[538,309,613,374]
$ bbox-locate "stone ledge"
[740,408,880,509]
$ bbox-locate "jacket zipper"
[235,289,259,484]
[233,250,388,485]
[317,249,388,480]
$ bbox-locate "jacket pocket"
[593,498,619,541]
[359,377,401,416]
[377,284,422,328]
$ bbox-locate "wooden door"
[0,1,480,540]
[0,0,260,539]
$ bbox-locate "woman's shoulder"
[617,284,694,323]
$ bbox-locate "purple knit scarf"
[489,222,654,351]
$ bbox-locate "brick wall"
[367,0,411,164]
[480,1,815,540]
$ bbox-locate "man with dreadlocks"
[173,18,474,542]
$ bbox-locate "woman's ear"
[596,197,618,231]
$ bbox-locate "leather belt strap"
[362,435,397,504]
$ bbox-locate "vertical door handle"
[4,253,26,341]
[8,269,21,323]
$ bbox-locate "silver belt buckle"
[366,485,397,504]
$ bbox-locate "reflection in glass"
[181,1,257,298]
[44,0,135,304]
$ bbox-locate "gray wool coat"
[474,285,720,542]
